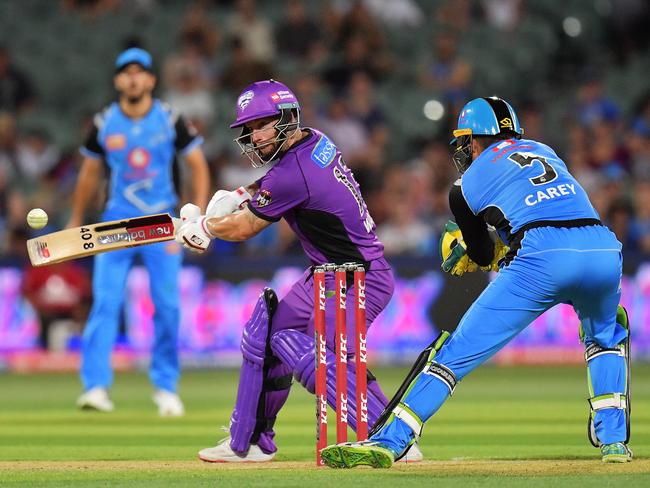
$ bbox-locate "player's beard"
[125,93,145,104]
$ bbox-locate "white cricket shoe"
[77,387,114,412]
[397,442,423,463]
[198,436,275,463]
[153,389,185,417]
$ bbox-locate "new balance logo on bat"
[98,223,173,245]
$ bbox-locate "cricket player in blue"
[68,48,209,416]
[321,97,632,466]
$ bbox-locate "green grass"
[0,365,649,486]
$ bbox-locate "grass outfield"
[0,365,648,486]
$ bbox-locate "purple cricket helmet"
[231,80,301,168]
[231,79,300,128]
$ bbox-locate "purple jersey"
[247,128,385,265]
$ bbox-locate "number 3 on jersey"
[508,152,558,186]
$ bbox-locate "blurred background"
[1,0,649,371]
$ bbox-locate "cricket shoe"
[198,436,275,463]
[153,390,185,417]
[76,387,114,412]
[396,442,423,463]
[601,442,633,463]
[320,441,395,469]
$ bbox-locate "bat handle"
[172,217,182,231]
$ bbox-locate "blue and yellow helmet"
[451,97,523,173]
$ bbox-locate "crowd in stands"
[1,0,650,268]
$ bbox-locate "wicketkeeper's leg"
[369,260,552,457]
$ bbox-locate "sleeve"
[247,158,309,222]
[449,182,494,266]
[79,122,104,159]
[174,115,204,155]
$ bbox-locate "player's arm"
[67,156,103,228]
[175,206,271,252]
[448,182,494,266]
[204,206,272,241]
[68,120,105,228]
[174,114,210,211]
[183,146,210,211]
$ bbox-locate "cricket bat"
[26,213,181,267]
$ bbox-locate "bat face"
[27,213,180,267]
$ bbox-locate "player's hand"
[180,203,201,222]
[439,220,479,276]
[175,216,212,253]
[206,187,250,218]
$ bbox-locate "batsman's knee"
[240,288,278,366]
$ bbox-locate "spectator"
[15,128,61,180]
[347,71,386,132]
[0,46,35,114]
[362,0,423,28]
[323,34,389,90]
[606,197,637,254]
[227,0,276,63]
[575,74,620,128]
[317,96,369,165]
[22,261,91,350]
[164,59,215,135]
[275,0,321,60]
[419,31,472,114]
[481,0,523,32]
[631,180,650,255]
[221,38,272,92]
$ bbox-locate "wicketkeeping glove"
[480,235,509,272]
[439,220,479,276]
[439,220,509,276]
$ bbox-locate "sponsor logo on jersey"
[106,134,126,150]
[127,147,151,169]
[238,90,255,110]
[311,135,337,168]
[256,189,272,207]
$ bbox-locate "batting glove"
[176,204,213,253]
[206,187,250,218]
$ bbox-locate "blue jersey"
[460,138,599,242]
[80,100,203,218]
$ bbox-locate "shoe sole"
[602,454,632,463]
[198,454,273,463]
[320,445,393,469]
[77,403,113,412]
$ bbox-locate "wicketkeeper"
[320,96,632,467]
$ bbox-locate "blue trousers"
[80,240,183,392]
[373,225,627,453]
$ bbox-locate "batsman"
[175,80,422,462]
[321,97,632,467]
